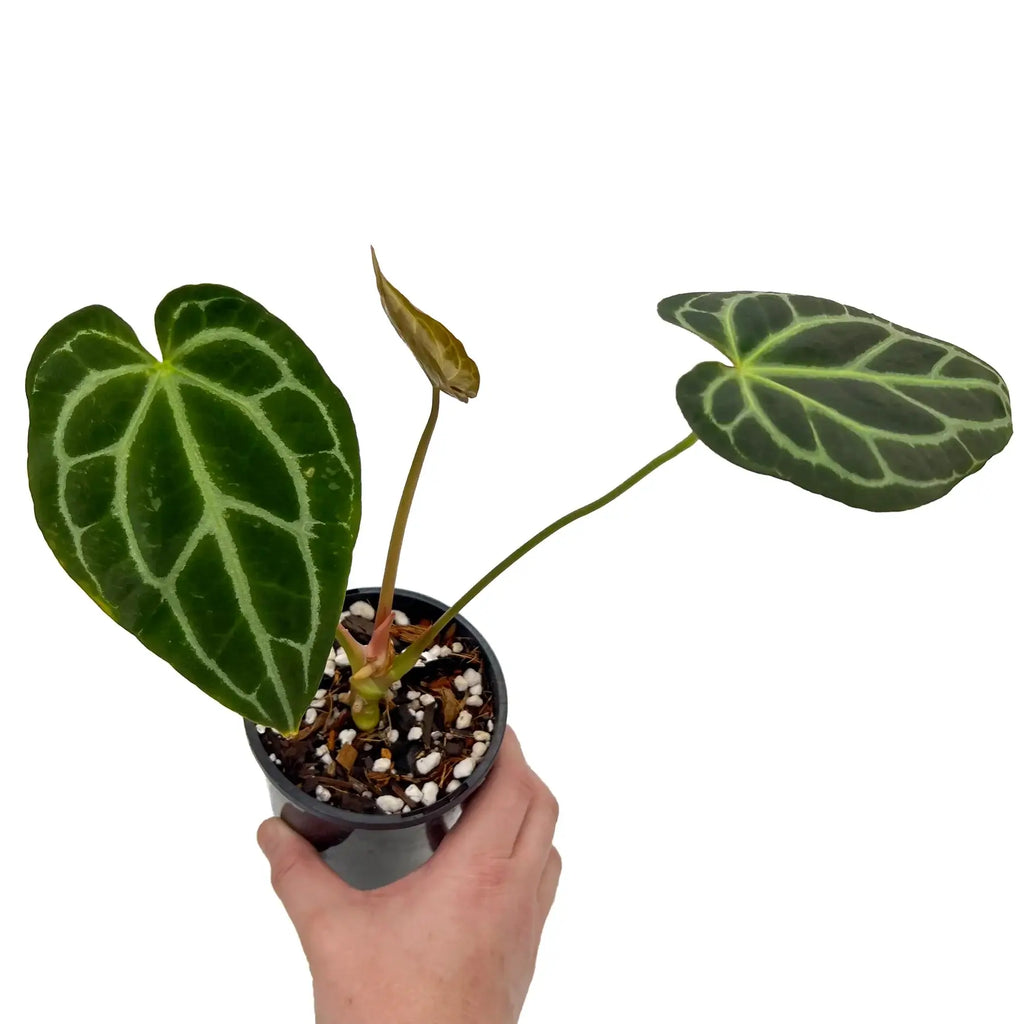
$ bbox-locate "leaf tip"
[656,295,679,323]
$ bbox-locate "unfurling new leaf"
[371,247,480,401]
[25,286,361,733]
[658,292,1012,512]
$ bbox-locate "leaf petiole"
[375,385,441,628]
[388,432,700,680]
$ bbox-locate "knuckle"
[528,775,559,820]
[509,776,536,809]
[539,787,559,822]
[470,855,516,893]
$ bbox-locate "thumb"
[257,817,355,945]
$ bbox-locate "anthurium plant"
[26,257,1013,737]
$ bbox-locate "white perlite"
[393,609,410,626]
[334,647,349,667]
[416,751,441,775]
[465,695,483,708]
[315,785,331,802]
[469,683,483,696]
[407,726,423,742]
[446,780,461,794]
[451,642,464,653]
[255,725,266,734]
[421,781,440,806]
[453,758,476,780]
[471,741,488,759]
[420,693,436,706]
[414,710,425,721]
[372,757,392,773]
[405,690,420,702]
[310,697,327,709]
[405,784,423,804]
[453,675,469,693]
[487,719,494,732]
[386,729,399,745]
[349,600,375,619]
[315,745,329,757]
[376,795,405,814]
[315,689,327,700]
[304,708,318,725]
[462,668,482,687]
[473,731,490,743]
[339,729,357,746]
[455,710,473,730]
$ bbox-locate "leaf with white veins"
[26,285,361,732]
[659,291,1012,511]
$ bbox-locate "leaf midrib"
[749,363,1006,392]
[161,375,295,724]
[734,367,1009,434]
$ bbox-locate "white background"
[1,2,1021,1021]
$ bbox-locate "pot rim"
[244,586,508,831]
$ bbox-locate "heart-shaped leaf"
[659,292,1012,511]
[371,247,480,401]
[26,285,361,732]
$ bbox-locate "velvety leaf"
[658,292,1012,511]
[371,247,480,401]
[26,286,361,731]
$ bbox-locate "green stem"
[376,386,441,628]
[388,432,700,680]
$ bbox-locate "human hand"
[256,726,561,1024]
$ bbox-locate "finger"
[536,846,562,925]
[257,817,354,946]
[512,778,559,877]
[434,726,533,861]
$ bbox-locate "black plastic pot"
[245,587,507,890]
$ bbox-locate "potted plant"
[25,253,1013,888]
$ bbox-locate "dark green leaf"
[26,286,361,731]
[658,292,1012,511]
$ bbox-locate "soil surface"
[257,600,496,816]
